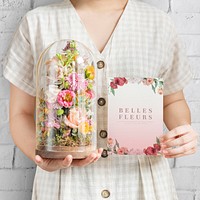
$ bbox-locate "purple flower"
[68,73,88,91]
[45,121,60,129]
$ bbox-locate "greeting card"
[107,77,163,156]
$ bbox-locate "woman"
[3,0,198,199]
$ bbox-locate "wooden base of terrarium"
[36,145,96,159]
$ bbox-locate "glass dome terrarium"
[36,40,97,159]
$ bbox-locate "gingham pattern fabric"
[3,0,193,199]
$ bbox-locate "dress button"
[98,98,106,106]
[101,190,110,198]
[97,60,105,69]
[101,149,108,158]
[99,130,108,138]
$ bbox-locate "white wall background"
[0,0,200,199]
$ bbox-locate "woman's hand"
[159,124,199,158]
[35,148,103,172]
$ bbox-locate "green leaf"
[111,87,115,96]
[57,109,64,116]
[72,132,78,137]
[159,81,164,87]
[115,139,120,148]
[154,79,158,88]
[156,137,160,144]
[87,83,93,90]
[64,81,69,89]
[113,144,117,153]
[70,40,76,48]
[61,60,65,66]
[87,73,91,78]
[152,85,156,94]
[56,53,62,60]
[85,71,91,79]
[85,71,88,78]
[72,128,78,133]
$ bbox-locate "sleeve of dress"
[162,17,193,96]
[3,14,36,97]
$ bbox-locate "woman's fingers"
[61,155,73,168]
[35,155,73,172]
[159,124,199,158]
[92,148,104,162]
[35,155,44,165]
[35,155,48,170]
[71,152,97,167]
[161,130,198,148]
[162,140,197,156]
[72,148,104,167]
[34,148,104,171]
[164,147,197,158]
[159,124,192,143]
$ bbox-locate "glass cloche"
[36,40,97,159]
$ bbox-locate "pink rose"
[157,88,163,95]
[107,138,114,145]
[117,148,125,155]
[64,108,86,129]
[67,107,82,126]
[117,147,129,155]
[153,144,161,151]
[146,78,154,85]
[85,90,95,99]
[143,146,158,155]
[113,77,127,86]
[121,147,129,154]
[64,115,78,129]
[110,82,118,89]
[57,90,76,108]
[123,77,128,84]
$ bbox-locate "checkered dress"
[3,0,193,199]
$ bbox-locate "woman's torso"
[29,1,178,199]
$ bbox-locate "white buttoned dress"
[3,0,193,199]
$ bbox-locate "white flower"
[45,85,61,103]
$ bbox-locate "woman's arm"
[163,90,191,129]
[10,83,36,161]
[159,90,198,158]
[10,84,103,171]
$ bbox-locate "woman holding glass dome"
[3,0,198,199]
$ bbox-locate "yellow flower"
[79,121,90,134]
[44,108,49,114]
[89,125,93,132]
[73,54,78,61]
[85,65,95,80]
